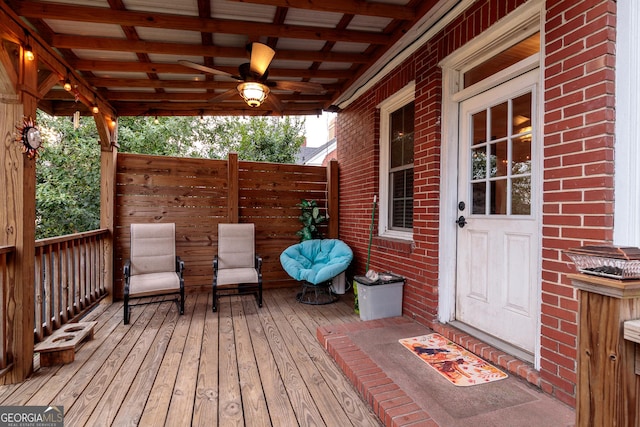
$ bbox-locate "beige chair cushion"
[217,223,256,270]
[130,223,176,275]
[216,267,259,286]
[129,271,180,297]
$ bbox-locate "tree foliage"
[35,113,307,239]
[36,113,101,239]
[116,115,305,162]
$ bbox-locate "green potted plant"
[296,199,326,241]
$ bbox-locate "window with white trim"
[378,82,415,240]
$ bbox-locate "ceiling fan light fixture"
[238,82,269,107]
[249,42,276,76]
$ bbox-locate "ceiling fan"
[179,42,326,110]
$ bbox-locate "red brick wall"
[540,0,616,406]
[336,0,616,408]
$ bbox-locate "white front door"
[455,70,539,354]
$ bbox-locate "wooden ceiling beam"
[87,78,240,89]
[52,35,369,63]
[104,92,332,102]
[108,101,325,117]
[44,89,332,102]
[86,78,341,93]
[70,59,351,79]
[47,98,327,117]
[15,1,389,45]
[228,0,415,20]
[1,2,118,118]
[37,72,61,98]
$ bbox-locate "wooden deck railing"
[0,245,15,373]
[34,229,109,342]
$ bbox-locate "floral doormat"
[399,333,508,386]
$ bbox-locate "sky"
[303,112,336,147]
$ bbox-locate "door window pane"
[472,147,487,179]
[472,110,487,144]
[512,136,531,175]
[512,92,532,135]
[472,182,486,214]
[490,180,508,215]
[512,177,531,215]
[490,102,508,141]
[490,141,508,178]
[467,91,533,217]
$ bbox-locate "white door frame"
[437,0,543,368]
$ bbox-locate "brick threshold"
[317,317,540,427]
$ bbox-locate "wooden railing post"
[228,152,239,223]
[569,273,640,426]
[0,40,37,384]
[100,138,117,303]
[327,159,339,239]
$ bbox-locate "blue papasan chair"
[280,239,353,305]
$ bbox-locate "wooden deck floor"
[0,288,382,427]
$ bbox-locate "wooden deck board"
[262,292,357,427]
[217,297,244,426]
[0,301,118,406]
[231,298,271,427]
[273,293,381,427]
[242,297,298,427]
[192,294,219,426]
[84,301,173,426]
[0,289,382,427]
[265,291,380,427]
[255,293,326,426]
[138,295,198,427]
[111,300,181,426]
[166,293,207,426]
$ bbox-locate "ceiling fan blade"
[249,42,275,77]
[271,80,326,94]
[264,93,283,113]
[178,60,242,80]
[208,89,239,103]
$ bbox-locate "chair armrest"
[124,259,131,278]
[176,256,185,273]
[213,255,219,271]
[255,255,263,271]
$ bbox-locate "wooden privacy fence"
[34,229,109,342]
[114,152,339,299]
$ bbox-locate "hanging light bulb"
[23,32,34,61]
[24,44,34,61]
[63,78,72,92]
[237,82,269,107]
[92,105,99,114]
[154,116,159,124]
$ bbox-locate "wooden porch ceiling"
[4,0,443,117]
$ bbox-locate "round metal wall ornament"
[16,116,42,159]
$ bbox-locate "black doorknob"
[456,216,467,228]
